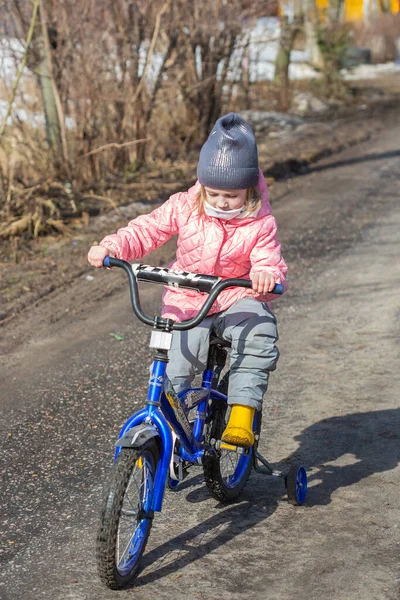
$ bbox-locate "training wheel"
[285,464,307,505]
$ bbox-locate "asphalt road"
[1,120,399,600]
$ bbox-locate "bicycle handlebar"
[132,263,223,293]
[103,256,284,331]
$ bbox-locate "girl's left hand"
[251,271,276,294]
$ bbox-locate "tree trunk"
[274,16,301,111]
[135,106,148,169]
[305,0,324,68]
[37,36,63,163]
[241,34,251,108]
[35,3,68,173]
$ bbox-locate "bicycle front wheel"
[96,440,159,590]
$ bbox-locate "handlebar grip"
[273,283,284,295]
[103,255,112,268]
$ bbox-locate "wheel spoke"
[221,450,238,481]
[97,444,159,589]
[203,378,253,502]
[116,454,152,569]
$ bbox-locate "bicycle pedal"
[217,440,249,454]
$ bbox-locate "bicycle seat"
[209,332,231,348]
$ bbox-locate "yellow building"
[316,0,399,21]
[280,0,399,21]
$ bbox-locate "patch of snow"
[0,100,44,127]
[0,38,26,81]
[239,110,305,131]
[342,62,400,80]
[292,92,329,115]
[0,99,75,129]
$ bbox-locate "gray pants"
[166,298,279,411]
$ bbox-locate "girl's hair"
[196,185,262,216]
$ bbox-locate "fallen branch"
[0,215,32,238]
[83,138,150,157]
[46,218,73,236]
[82,193,121,213]
[9,178,52,199]
[113,181,189,189]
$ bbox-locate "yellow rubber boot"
[221,404,255,448]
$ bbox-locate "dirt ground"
[0,99,399,600]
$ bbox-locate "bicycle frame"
[114,353,228,512]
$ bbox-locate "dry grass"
[2,8,400,241]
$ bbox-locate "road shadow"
[131,408,398,587]
[134,478,281,587]
[305,149,400,175]
[287,408,400,506]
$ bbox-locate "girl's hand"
[251,271,276,294]
[87,245,114,268]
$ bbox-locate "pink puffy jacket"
[100,168,287,321]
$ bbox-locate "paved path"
[1,122,399,600]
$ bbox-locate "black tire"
[286,464,308,506]
[203,371,253,502]
[96,440,159,590]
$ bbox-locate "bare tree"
[169,0,267,144]
[1,1,276,192]
[274,10,303,110]
[5,0,68,173]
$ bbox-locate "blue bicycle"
[96,257,307,590]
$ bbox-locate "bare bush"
[0,0,278,238]
[315,20,352,98]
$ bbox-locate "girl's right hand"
[87,245,114,268]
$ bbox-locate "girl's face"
[204,187,247,211]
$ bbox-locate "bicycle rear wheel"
[96,440,159,589]
[203,372,254,502]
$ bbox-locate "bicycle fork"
[114,351,208,512]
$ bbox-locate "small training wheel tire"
[286,464,307,505]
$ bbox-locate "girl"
[88,113,287,448]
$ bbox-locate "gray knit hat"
[197,113,259,189]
